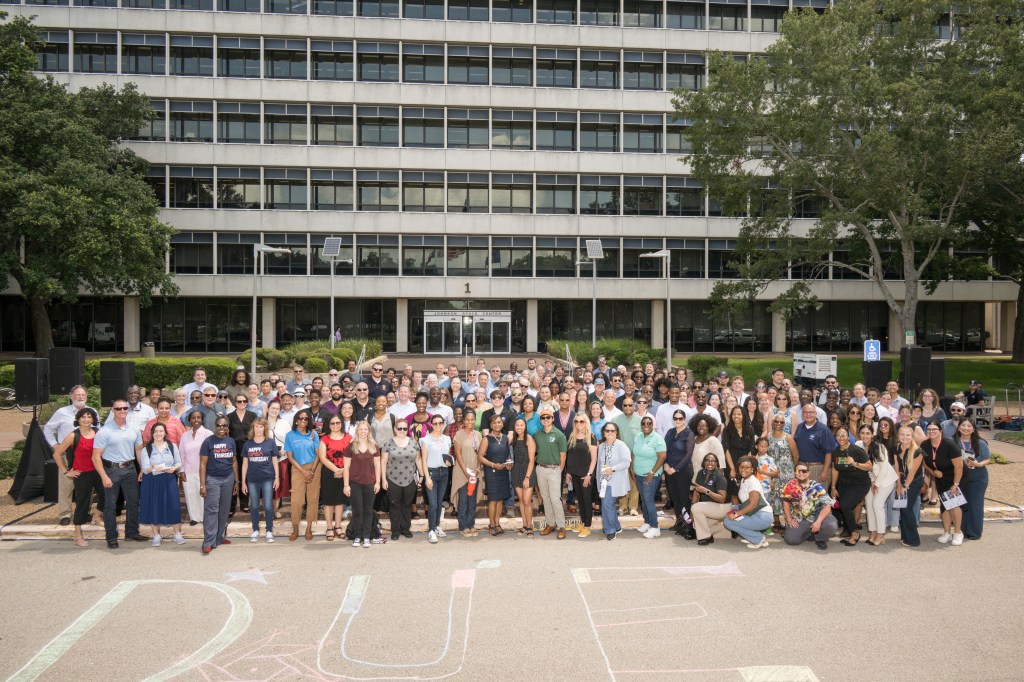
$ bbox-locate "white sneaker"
[747,540,770,549]
[352,538,361,547]
[151,534,161,547]
[436,528,447,538]
[643,527,661,539]
[938,532,952,544]
[951,532,964,546]
[343,510,352,519]
[266,531,274,543]
[637,523,651,534]
[173,533,185,545]
[738,538,750,544]
[428,530,438,544]
[362,538,370,548]
[250,531,259,543]
[889,525,900,533]
[656,510,667,517]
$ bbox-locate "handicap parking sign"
[863,340,881,362]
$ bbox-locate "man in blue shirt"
[94,399,145,548]
[792,403,837,486]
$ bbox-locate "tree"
[673,0,1024,350]
[0,14,177,356]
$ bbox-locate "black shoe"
[107,540,119,548]
[391,533,400,541]
[127,535,149,542]
[815,540,828,550]
[606,533,615,540]
[681,527,697,541]
[697,537,714,546]
[730,531,738,539]
[59,517,71,526]
[401,530,413,538]
[189,520,198,526]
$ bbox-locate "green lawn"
[685,356,1023,396]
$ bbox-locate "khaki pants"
[692,501,732,540]
[535,466,566,529]
[57,453,74,519]
[617,470,639,513]
[290,464,321,529]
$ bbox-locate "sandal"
[516,527,526,536]
[325,527,335,541]
[495,526,505,536]
[841,532,860,546]
[74,537,89,547]
[488,526,499,536]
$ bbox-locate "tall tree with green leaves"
[673,0,1024,351]
[0,13,176,356]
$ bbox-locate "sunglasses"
[540,416,553,420]
[203,393,217,397]
[641,421,653,426]
[295,416,309,422]
[112,406,129,411]
[796,469,809,474]
[622,403,634,407]
[236,399,247,404]
[673,416,685,421]
[602,428,616,433]
[637,400,648,404]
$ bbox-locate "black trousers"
[387,479,416,535]
[835,479,870,533]
[570,473,597,527]
[72,470,105,526]
[349,482,376,540]
[665,467,693,523]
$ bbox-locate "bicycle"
[0,387,31,412]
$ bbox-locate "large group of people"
[45,356,992,552]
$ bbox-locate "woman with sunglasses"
[845,405,864,436]
[772,392,793,434]
[723,455,773,549]
[767,414,798,531]
[240,418,280,543]
[633,416,667,539]
[597,422,631,540]
[199,417,238,555]
[691,453,729,545]
[420,415,453,544]
[343,421,382,548]
[283,409,321,542]
[451,409,482,537]
[565,413,598,538]
[664,408,695,538]
[381,419,419,540]
[894,425,925,546]
[317,415,353,541]
[480,414,513,536]
[508,416,537,536]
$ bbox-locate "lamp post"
[576,239,605,348]
[252,244,291,377]
[641,249,671,371]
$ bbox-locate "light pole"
[252,244,291,377]
[641,249,671,371]
[576,240,605,348]
[321,237,345,349]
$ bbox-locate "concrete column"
[650,299,665,349]
[123,296,140,353]
[771,310,786,353]
[396,298,409,353]
[261,297,276,349]
[526,299,538,353]
[888,307,904,352]
[1000,301,1016,352]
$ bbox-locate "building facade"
[2,0,1017,355]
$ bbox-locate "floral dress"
[766,435,796,515]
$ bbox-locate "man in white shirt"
[729,376,751,407]
[43,385,99,525]
[885,380,910,412]
[278,392,297,428]
[428,387,454,426]
[654,386,695,437]
[690,390,722,433]
[601,390,623,420]
[182,368,217,399]
[105,385,155,431]
[815,375,840,406]
[388,385,415,421]
[790,389,827,425]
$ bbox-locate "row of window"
[148,166,804,217]
[134,100,695,153]
[39,31,714,92]
[16,0,823,31]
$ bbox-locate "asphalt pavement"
[1,521,1022,682]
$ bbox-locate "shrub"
[0,364,12,386]
[84,358,238,390]
[0,441,24,479]
[304,357,329,373]
[546,338,661,369]
[684,355,730,381]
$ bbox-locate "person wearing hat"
[291,388,307,413]
[963,380,988,407]
[589,375,607,398]
[941,402,968,440]
[182,386,227,431]
[534,407,568,539]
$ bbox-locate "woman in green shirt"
[632,417,667,539]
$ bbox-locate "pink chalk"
[451,569,476,589]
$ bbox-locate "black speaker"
[862,361,893,393]
[14,358,49,405]
[48,347,85,394]
[929,359,946,398]
[100,361,135,407]
[900,346,933,396]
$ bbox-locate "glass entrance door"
[424,320,462,353]
[474,320,510,354]
[424,311,512,354]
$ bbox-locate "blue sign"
[863,340,881,362]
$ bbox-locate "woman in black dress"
[318,415,352,541]
[479,414,512,535]
[509,417,537,536]
[830,427,871,546]
[565,413,598,538]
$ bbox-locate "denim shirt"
[140,442,181,474]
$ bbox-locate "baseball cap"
[969,379,980,385]
[293,389,306,397]
[718,370,729,377]
[912,402,922,409]
[950,401,966,411]
[594,377,606,385]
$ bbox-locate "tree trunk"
[29,295,54,358]
[1013,283,1023,364]
[900,276,919,348]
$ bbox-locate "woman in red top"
[318,415,353,541]
[51,408,102,547]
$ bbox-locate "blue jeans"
[723,506,773,544]
[101,464,140,542]
[203,473,234,550]
[457,483,478,531]
[963,468,988,539]
[247,478,273,533]
[601,487,621,535]
[899,476,924,546]
[427,467,449,532]
[634,472,661,528]
[504,470,514,508]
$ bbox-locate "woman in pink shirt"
[178,410,212,525]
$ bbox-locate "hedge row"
[235,339,384,372]
[546,339,664,369]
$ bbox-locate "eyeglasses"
[395,426,408,431]
[432,420,445,426]
[112,406,129,411]
[295,416,309,422]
